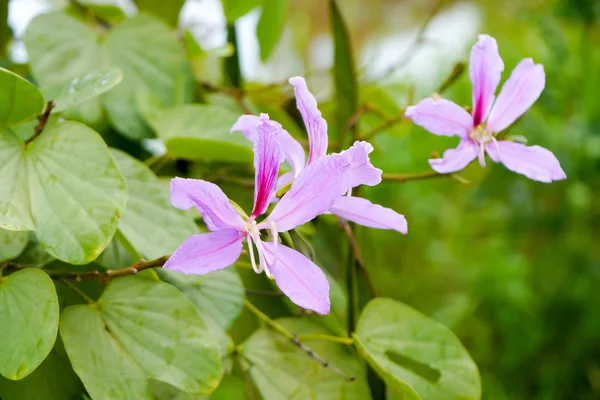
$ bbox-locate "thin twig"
[244,299,356,381]
[358,114,406,141]
[25,100,55,145]
[201,82,253,114]
[337,218,377,298]
[6,255,170,282]
[295,334,354,345]
[382,170,470,184]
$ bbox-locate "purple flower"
[405,34,566,183]
[165,115,379,314]
[232,76,408,234]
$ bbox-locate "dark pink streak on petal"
[470,34,504,126]
[252,116,284,217]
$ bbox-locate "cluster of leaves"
[0,1,485,399]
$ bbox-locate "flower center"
[469,124,494,144]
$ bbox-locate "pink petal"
[486,58,545,133]
[232,114,306,177]
[429,140,478,173]
[330,196,407,234]
[470,34,504,126]
[405,98,473,137]
[170,178,245,231]
[339,141,382,190]
[289,76,328,164]
[264,152,351,232]
[261,242,330,314]
[164,229,244,275]
[251,116,284,217]
[486,141,566,182]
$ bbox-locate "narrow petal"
[486,141,566,182]
[264,153,351,232]
[405,98,473,137]
[486,58,545,133]
[470,34,504,126]
[164,229,244,275]
[289,76,328,164]
[170,178,245,231]
[261,242,330,314]
[251,115,284,217]
[330,196,407,234]
[429,140,478,173]
[232,114,306,177]
[339,141,382,190]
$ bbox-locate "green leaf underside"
[111,149,199,259]
[256,0,289,62]
[157,268,245,331]
[148,104,253,163]
[0,269,59,380]
[42,68,123,114]
[24,12,192,139]
[241,318,372,400]
[0,122,127,264]
[0,229,29,261]
[0,67,45,125]
[353,298,482,400]
[60,276,222,400]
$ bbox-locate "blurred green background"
[4,0,600,398]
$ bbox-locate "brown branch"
[336,218,376,298]
[6,255,170,282]
[25,100,55,145]
[358,114,406,141]
[382,170,470,184]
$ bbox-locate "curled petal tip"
[288,76,305,85]
[404,105,417,118]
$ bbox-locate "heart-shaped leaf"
[0,68,44,125]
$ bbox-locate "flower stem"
[382,171,470,184]
[244,299,355,381]
[25,100,55,145]
[295,334,354,345]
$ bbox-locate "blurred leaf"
[0,67,44,125]
[157,268,244,331]
[256,0,289,62]
[110,149,199,259]
[209,375,247,399]
[0,0,10,58]
[134,0,185,26]
[76,0,127,24]
[240,318,371,399]
[329,0,357,144]
[11,234,54,268]
[288,228,315,261]
[0,269,59,380]
[222,0,262,22]
[95,231,135,269]
[0,229,28,261]
[147,104,254,163]
[0,349,84,400]
[353,298,481,400]
[24,12,192,140]
[42,68,123,114]
[60,276,223,399]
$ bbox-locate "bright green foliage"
[134,0,186,26]
[111,149,199,259]
[0,229,28,261]
[60,276,223,399]
[0,68,45,125]
[146,104,254,163]
[257,0,289,61]
[24,12,192,139]
[240,318,372,399]
[222,0,262,22]
[0,269,59,380]
[42,68,123,114]
[354,299,481,400]
[0,121,127,264]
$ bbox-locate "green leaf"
[240,318,371,399]
[353,298,482,400]
[24,12,192,140]
[0,127,31,231]
[110,149,199,259]
[11,234,54,268]
[0,348,84,400]
[0,67,45,125]
[0,229,28,261]
[157,268,244,331]
[0,269,59,380]
[147,104,254,163]
[76,0,127,24]
[256,0,289,62]
[329,0,358,144]
[222,0,262,22]
[134,0,185,26]
[0,0,10,58]
[60,276,223,399]
[42,68,123,114]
